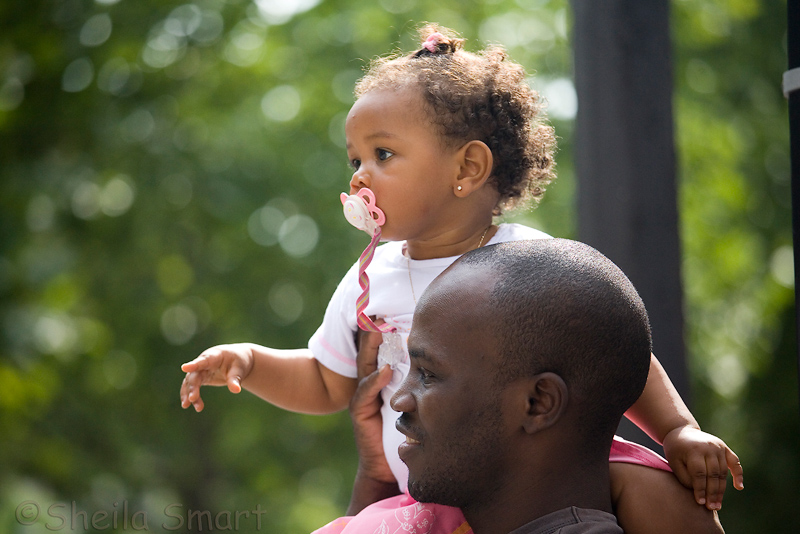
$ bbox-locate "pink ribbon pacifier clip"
[340,188,397,334]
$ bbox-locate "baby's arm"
[623,354,744,509]
[180,343,357,415]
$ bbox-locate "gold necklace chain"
[407,225,492,305]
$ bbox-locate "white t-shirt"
[309,223,551,490]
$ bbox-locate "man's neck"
[461,460,613,534]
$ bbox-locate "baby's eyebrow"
[366,131,398,141]
[346,131,398,151]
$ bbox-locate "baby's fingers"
[726,448,744,491]
[181,354,211,373]
[226,359,248,394]
[702,453,726,511]
[180,373,206,412]
[683,454,711,507]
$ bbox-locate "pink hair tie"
[423,32,445,53]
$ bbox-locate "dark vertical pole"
[571,1,687,450]
[786,0,800,417]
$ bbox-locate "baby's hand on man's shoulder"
[662,425,744,511]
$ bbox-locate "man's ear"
[453,140,493,197]
[521,372,568,434]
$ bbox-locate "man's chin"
[407,479,461,508]
[407,479,431,503]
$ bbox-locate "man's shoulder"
[509,507,622,534]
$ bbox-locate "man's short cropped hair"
[459,239,652,450]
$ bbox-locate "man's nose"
[390,378,416,413]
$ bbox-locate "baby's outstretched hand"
[662,426,744,511]
[180,344,255,412]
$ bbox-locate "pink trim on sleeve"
[317,336,357,370]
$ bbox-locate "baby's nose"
[349,168,369,192]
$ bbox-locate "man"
[317,239,723,534]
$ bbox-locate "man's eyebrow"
[408,346,435,364]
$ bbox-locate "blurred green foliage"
[0,1,795,533]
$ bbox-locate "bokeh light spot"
[770,245,794,288]
[142,31,185,69]
[62,58,94,93]
[279,214,318,258]
[97,57,131,95]
[71,181,102,220]
[165,4,203,37]
[254,0,321,25]
[120,109,155,143]
[268,281,304,324]
[707,353,748,399]
[100,175,136,217]
[0,78,25,111]
[34,313,79,358]
[80,13,113,47]
[26,195,56,232]
[261,85,301,122]
[327,111,347,148]
[248,205,286,246]
[102,350,137,389]
[160,174,194,208]
[190,10,224,44]
[157,255,195,296]
[160,304,198,345]
[538,77,577,121]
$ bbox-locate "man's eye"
[377,149,393,161]
[418,367,435,384]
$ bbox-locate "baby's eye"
[350,158,361,170]
[376,149,394,161]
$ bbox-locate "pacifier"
[339,187,396,335]
[340,188,386,236]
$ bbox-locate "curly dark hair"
[354,24,556,214]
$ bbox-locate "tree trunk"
[571,0,688,450]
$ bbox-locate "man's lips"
[396,416,422,446]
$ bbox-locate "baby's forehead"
[352,86,425,112]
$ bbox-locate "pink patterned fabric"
[312,438,670,534]
[312,492,471,534]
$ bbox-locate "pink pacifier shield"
[340,188,386,236]
[338,187,396,334]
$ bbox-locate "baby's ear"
[454,140,493,196]
[520,372,568,434]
